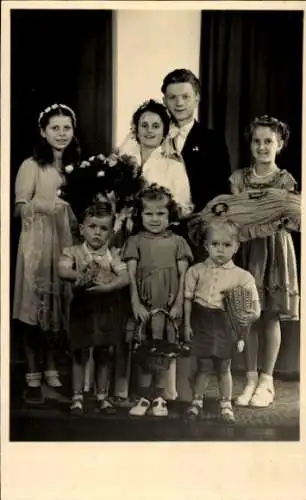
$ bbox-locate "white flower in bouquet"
[65,164,74,174]
[80,160,90,168]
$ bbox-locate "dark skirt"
[69,289,127,351]
[190,303,237,359]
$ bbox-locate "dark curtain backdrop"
[175,10,303,389]
[200,10,303,189]
[199,9,302,280]
[10,9,113,360]
[11,9,113,168]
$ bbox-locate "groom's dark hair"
[161,69,201,95]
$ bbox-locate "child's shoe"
[26,372,41,388]
[44,370,62,388]
[250,374,275,407]
[25,372,43,404]
[185,399,203,420]
[129,397,151,416]
[235,371,258,407]
[97,394,117,415]
[220,399,235,423]
[235,383,257,406]
[151,396,168,417]
[70,394,84,414]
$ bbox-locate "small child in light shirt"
[184,219,260,422]
[58,202,129,414]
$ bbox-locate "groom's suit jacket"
[180,121,231,212]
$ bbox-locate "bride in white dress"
[117,99,193,219]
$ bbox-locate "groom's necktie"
[170,123,192,153]
[174,130,185,153]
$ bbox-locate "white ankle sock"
[192,397,203,408]
[259,372,273,387]
[246,371,259,385]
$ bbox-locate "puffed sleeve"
[229,169,244,194]
[121,235,140,262]
[279,170,298,192]
[15,158,38,204]
[175,235,194,263]
[184,265,199,300]
[58,246,76,270]
[109,247,128,274]
[117,132,140,161]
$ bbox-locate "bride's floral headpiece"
[59,150,145,220]
[38,103,77,127]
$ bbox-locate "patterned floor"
[10,370,299,442]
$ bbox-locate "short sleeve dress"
[122,230,193,342]
[59,244,129,350]
[229,167,299,320]
[13,158,77,333]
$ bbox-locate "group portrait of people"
[12,67,301,424]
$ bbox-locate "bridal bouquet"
[58,151,145,220]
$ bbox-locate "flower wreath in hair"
[38,103,77,128]
[245,115,290,147]
[129,99,162,140]
[58,151,145,221]
[131,183,180,232]
[129,99,181,162]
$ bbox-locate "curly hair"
[33,104,81,167]
[131,100,170,143]
[193,218,241,247]
[132,183,179,232]
[80,201,115,226]
[161,69,201,95]
[245,115,290,148]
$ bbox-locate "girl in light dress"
[13,103,80,401]
[123,185,193,416]
[229,116,300,408]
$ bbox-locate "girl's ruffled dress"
[13,158,77,334]
[229,167,299,320]
[123,231,193,342]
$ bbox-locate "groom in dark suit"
[162,69,231,213]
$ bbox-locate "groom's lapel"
[181,120,200,157]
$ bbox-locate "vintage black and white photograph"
[7,5,302,443]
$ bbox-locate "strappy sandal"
[220,399,235,423]
[70,394,84,414]
[185,400,202,420]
